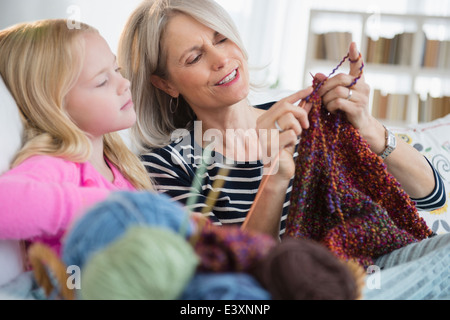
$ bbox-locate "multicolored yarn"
[192,217,277,273]
[286,54,433,268]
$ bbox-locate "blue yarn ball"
[62,191,195,269]
[179,273,272,300]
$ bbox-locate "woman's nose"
[210,47,229,71]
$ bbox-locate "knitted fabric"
[286,58,433,268]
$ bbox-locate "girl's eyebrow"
[179,32,220,63]
[89,55,117,81]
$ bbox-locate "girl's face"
[65,32,135,139]
[154,13,250,113]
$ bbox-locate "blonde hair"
[0,19,153,191]
[118,0,249,151]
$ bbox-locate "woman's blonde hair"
[0,19,153,190]
[118,0,249,151]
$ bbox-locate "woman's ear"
[150,75,179,98]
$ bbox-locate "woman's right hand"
[256,87,313,180]
[244,87,313,238]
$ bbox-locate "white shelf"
[304,9,450,125]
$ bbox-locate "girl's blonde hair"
[118,0,249,151]
[0,19,153,190]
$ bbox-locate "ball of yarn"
[62,191,195,269]
[193,219,277,273]
[250,237,358,300]
[80,226,199,300]
[179,273,271,300]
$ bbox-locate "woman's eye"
[187,54,202,65]
[217,37,228,44]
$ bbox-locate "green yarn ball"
[80,226,199,300]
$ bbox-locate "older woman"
[118,0,444,238]
[118,0,450,300]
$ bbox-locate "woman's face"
[156,13,250,113]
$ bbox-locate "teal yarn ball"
[62,191,195,270]
[80,226,199,300]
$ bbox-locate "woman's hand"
[243,87,313,239]
[316,42,386,154]
[256,87,314,180]
[314,42,436,199]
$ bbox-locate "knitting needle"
[201,167,230,216]
[180,145,213,237]
[186,145,214,209]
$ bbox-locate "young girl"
[0,19,153,256]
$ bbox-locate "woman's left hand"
[313,43,437,200]
[315,42,386,154]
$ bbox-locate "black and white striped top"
[414,160,447,211]
[142,103,447,235]
[142,141,280,227]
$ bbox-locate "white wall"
[1,0,449,91]
[0,0,72,29]
[0,0,142,54]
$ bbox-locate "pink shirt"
[0,155,136,255]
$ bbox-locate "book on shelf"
[423,38,441,68]
[418,95,450,122]
[422,36,450,69]
[374,91,449,123]
[365,33,414,65]
[366,33,450,69]
[372,90,409,122]
[437,40,449,69]
[314,32,353,61]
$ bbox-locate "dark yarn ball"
[250,237,358,300]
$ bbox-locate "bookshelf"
[304,9,450,126]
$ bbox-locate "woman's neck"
[199,100,261,132]
[196,100,266,162]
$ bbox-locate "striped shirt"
[413,159,447,211]
[142,103,447,235]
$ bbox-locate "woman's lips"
[216,68,239,86]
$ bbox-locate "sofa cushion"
[0,75,24,286]
[0,75,23,175]
[392,114,450,235]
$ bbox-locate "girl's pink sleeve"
[0,156,110,240]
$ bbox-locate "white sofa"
[1,76,449,288]
[0,75,25,287]
[389,115,450,234]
